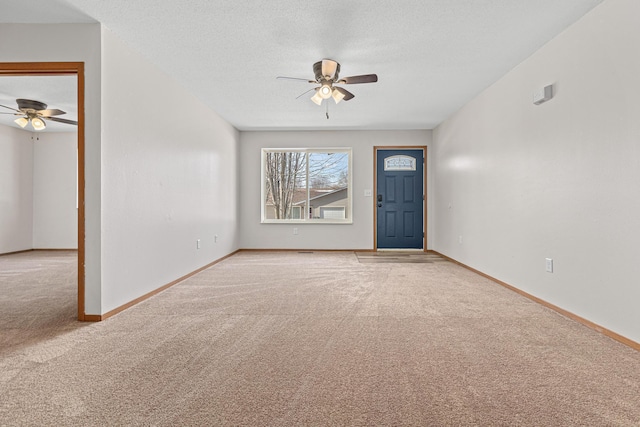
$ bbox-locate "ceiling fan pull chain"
[326,102,329,120]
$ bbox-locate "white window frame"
[261,148,353,224]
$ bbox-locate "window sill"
[261,219,353,225]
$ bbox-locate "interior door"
[376,149,424,249]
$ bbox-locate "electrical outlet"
[458,235,463,244]
[545,258,553,273]
[196,239,201,249]
[214,235,218,243]
[293,228,299,235]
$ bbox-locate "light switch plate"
[545,258,553,273]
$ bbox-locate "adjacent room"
[0,75,79,338]
[1,0,639,424]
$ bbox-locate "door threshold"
[376,248,424,252]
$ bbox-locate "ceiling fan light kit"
[31,117,46,130]
[311,90,323,106]
[14,117,29,128]
[0,98,78,131]
[320,84,332,98]
[278,58,378,113]
[332,88,345,104]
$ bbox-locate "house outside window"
[261,148,352,223]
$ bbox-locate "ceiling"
[0,0,604,131]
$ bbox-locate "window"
[262,148,352,223]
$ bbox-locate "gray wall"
[0,128,76,253]
[240,130,432,250]
[33,132,77,249]
[0,125,33,253]
[432,0,640,343]
[100,28,240,313]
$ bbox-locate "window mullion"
[305,153,310,220]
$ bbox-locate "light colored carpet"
[0,250,81,357]
[1,250,639,426]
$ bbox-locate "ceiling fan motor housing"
[17,98,48,111]
[313,60,340,82]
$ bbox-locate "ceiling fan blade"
[45,116,78,126]
[338,74,378,84]
[38,109,66,117]
[321,59,339,80]
[295,88,316,99]
[277,76,315,83]
[334,87,355,101]
[0,103,21,113]
[0,112,21,115]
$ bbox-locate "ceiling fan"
[277,59,378,106]
[0,98,78,131]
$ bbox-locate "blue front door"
[376,149,424,249]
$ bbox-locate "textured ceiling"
[0,0,604,131]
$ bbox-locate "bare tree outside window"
[308,153,348,190]
[263,149,351,222]
[264,152,305,219]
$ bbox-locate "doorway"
[374,147,427,250]
[0,62,86,320]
